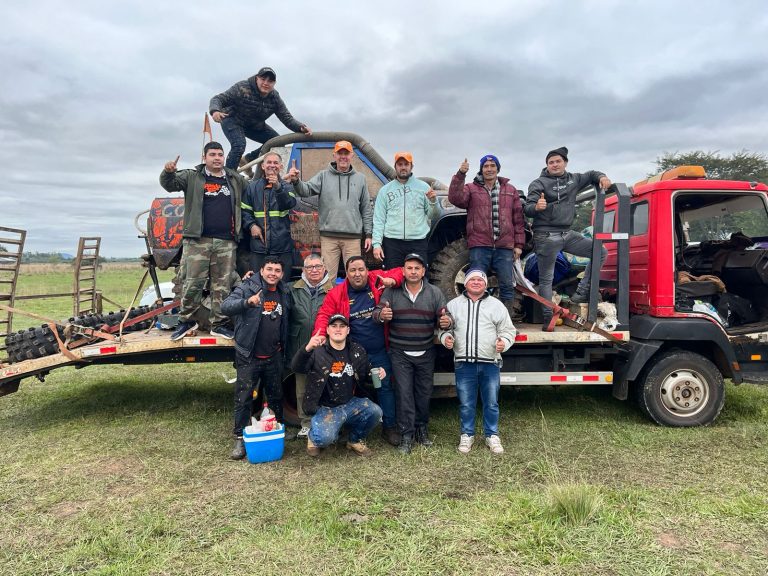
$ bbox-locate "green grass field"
[2,265,767,575]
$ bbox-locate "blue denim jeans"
[221,116,280,169]
[533,230,607,320]
[308,397,383,447]
[469,247,516,302]
[454,361,500,437]
[367,348,396,429]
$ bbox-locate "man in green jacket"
[288,253,335,437]
[160,142,249,341]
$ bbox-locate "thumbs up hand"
[379,300,393,322]
[286,159,300,182]
[459,158,469,174]
[438,307,452,329]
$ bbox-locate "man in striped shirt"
[374,253,452,453]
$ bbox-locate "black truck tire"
[430,237,502,301]
[636,350,725,427]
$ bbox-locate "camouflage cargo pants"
[180,237,236,328]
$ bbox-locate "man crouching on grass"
[292,314,383,458]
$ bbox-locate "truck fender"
[612,338,663,400]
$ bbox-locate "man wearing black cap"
[291,313,383,458]
[374,253,452,453]
[525,147,612,331]
[449,155,526,321]
[210,67,312,170]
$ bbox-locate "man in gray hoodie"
[289,140,373,279]
[524,147,612,331]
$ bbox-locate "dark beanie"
[546,147,568,162]
[479,154,501,171]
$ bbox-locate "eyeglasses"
[303,264,324,270]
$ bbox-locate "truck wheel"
[430,238,499,300]
[637,350,725,427]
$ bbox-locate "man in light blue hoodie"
[372,152,441,270]
[290,141,372,280]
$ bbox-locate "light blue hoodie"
[372,175,442,248]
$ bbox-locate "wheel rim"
[658,368,710,417]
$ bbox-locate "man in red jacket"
[314,256,404,445]
[449,155,526,320]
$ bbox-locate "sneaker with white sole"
[210,325,234,339]
[297,426,310,438]
[171,321,198,341]
[457,434,474,454]
[485,434,504,454]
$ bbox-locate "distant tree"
[0,244,7,253]
[651,150,768,183]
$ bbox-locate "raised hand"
[535,196,547,211]
[459,158,469,174]
[438,307,451,329]
[286,159,300,182]
[426,188,436,201]
[247,290,262,307]
[164,155,180,173]
[379,276,396,288]
[305,328,325,351]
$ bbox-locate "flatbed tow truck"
[3,134,767,427]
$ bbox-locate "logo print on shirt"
[204,183,232,197]
[329,361,354,378]
[261,301,283,316]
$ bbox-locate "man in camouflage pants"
[160,142,249,340]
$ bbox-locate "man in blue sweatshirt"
[372,152,441,270]
[525,147,612,331]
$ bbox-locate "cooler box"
[243,425,285,464]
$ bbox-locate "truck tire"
[430,237,501,301]
[636,350,725,427]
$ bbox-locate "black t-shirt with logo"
[253,288,284,358]
[201,173,234,240]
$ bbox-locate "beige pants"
[294,372,311,428]
[320,235,362,280]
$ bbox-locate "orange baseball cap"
[394,152,413,164]
[334,141,353,153]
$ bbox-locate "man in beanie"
[372,152,442,270]
[210,67,312,170]
[524,147,612,331]
[448,155,526,321]
[439,268,516,455]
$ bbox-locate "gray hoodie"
[525,168,605,232]
[294,162,373,238]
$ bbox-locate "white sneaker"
[485,434,504,454]
[297,426,310,438]
[457,434,474,454]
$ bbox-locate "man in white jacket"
[440,268,516,454]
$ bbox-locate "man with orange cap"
[372,152,441,270]
[289,141,373,280]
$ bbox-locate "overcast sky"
[2,0,767,257]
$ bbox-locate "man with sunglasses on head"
[210,67,312,170]
[287,254,335,438]
[222,257,292,460]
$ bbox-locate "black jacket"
[221,273,292,358]
[209,76,305,132]
[525,168,605,232]
[291,340,373,415]
[241,177,297,254]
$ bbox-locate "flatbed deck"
[1,324,629,394]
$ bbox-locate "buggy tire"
[637,350,725,427]
[429,237,503,301]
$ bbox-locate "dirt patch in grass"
[657,531,684,549]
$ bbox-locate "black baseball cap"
[328,314,349,326]
[257,67,276,80]
[404,253,427,267]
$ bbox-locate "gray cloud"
[2,0,767,256]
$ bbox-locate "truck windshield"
[680,194,768,243]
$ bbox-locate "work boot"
[570,291,589,304]
[415,426,433,447]
[382,426,401,447]
[346,440,373,457]
[306,436,321,458]
[398,435,414,455]
[541,317,555,332]
[230,437,246,460]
